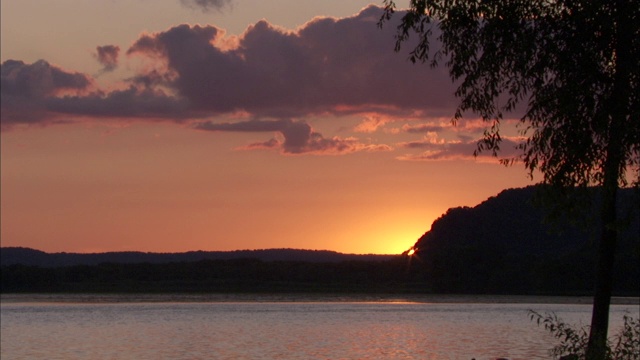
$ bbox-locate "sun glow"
[407,248,416,256]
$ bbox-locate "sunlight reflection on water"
[2,294,638,360]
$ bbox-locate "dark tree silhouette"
[379,1,639,358]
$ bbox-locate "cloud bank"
[2,6,454,125]
[1,5,507,160]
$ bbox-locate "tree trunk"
[585,1,632,359]
[585,181,618,360]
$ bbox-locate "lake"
[1,294,638,360]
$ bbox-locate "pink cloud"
[353,115,393,133]
[401,119,494,134]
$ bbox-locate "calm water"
[1,294,638,360]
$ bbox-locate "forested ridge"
[2,186,638,295]
[408,186,639,295]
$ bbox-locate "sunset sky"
[1,0,535,254]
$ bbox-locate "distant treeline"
[0,248,396,268]
[1,254,637,295]
[1,258,415,294]
[2,186,638,295]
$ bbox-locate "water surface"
[2,294,638,360]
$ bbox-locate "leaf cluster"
[380,0,640,189]
[529,310,640,360]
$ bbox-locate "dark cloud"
[1,60,90,98]
[0,59,192,129]
[195,119,392,155]
[180,0,232,13]
[127,5,456,119]
[94,45,120,72]
[195,118,289,132]
[46,86,190,119]
[1,60,92,127]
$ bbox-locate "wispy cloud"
[195,119,392,155]
[180,0,232,13]
[353,115,393,133]
[94,45,120,73]
[402,123,447,134]
[398,136,523,162]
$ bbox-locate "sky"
[1,0,535,255]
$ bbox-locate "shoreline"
[2,293,638,305]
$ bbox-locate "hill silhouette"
[2,185,638,295]
[407,186,639,294]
